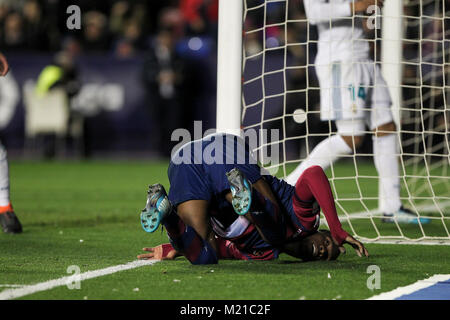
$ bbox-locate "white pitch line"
[367,274,450,300]
[0,284,25,288]
[0,259,159,300]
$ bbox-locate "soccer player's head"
[282,230,341,261]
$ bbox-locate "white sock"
[373,134,402,213]
[285,135,353,185]
[0,143,10,207]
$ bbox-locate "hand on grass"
[339,235,369,257]
[137,245,179,260]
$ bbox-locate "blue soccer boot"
[382,206,431,225]
[226,168,252,215]
[140,184,173,233]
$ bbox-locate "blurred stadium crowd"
[0,0,446,159]
[0,0,221,158]
[0,0,218,55]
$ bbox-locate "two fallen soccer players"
[138,133,368,263]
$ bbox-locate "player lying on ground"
[138,181,342,262]
[138,228,339,262]
[138,133,368,264]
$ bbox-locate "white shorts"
[335,119,366,136]
[315,60,393,130]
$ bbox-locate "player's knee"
[185,240,219,265]
[303,165,324,178]
[298,165,326,188]
[190,251,218,265]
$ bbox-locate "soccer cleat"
[382,206,431,225]
[0,209,23,234]
[226,168,252,215]
[140,184,172,233]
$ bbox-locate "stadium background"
[0,0,442,160]
[0,0,449,301]
[0,0,336,160]
[0,0,218,158]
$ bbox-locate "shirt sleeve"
[321,210,349,245]
[304,0,352,25]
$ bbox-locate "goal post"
[216,0,243,136]
[380,0,403,216]
[381,0,403,127]
[217,0,450,245]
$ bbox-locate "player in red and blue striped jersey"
[138,133,368,264]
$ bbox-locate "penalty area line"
[367,274,450,300]
[0,259,159,300]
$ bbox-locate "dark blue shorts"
[168,133,263,206]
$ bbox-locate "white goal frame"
[216,0,450,245]
[216,0,243,136]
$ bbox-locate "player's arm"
[0,52,10,77]
[351,0,384,14]
[315,206,369,257]
[340,234,369,257]
[316,195,369,257]
[296,166,369,257]
[138,236,273,262]
[138,243,180,260]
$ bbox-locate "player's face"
[301,231,340,261]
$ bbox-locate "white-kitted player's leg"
[285,134,353,186]
[372,132,401,213]
[372,121,429,224]
[370,64,430,224]
[0,141,22,233]
[0,142,10,206]
[285,62,365,186]
[369,63,401,214]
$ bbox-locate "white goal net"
[240,0,450,244]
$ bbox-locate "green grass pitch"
[0,160,449,300]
